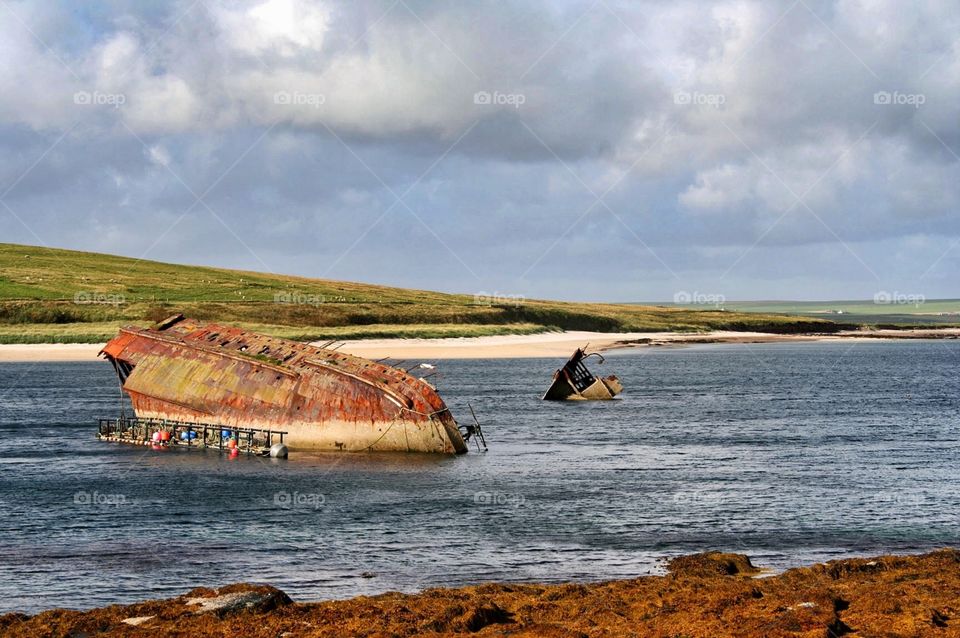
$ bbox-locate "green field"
[705,299,960,327]
[0,243,853,344]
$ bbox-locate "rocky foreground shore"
[3,550,959,637]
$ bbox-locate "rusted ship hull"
[542,348,622,401]
[100,316,468,454]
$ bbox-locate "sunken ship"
[99,315,468,454]
[542,348,622,401]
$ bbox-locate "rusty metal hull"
[543,375,622,400]
[542,348,622,401]
[100,316,467,454]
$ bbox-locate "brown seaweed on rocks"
[3,550,960,637]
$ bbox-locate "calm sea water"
[1,340,958,613]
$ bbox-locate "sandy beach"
[1,328,958,362]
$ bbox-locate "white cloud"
[212,0,331,57]
[0,0,958,299]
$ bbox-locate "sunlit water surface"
[1,340,958,612]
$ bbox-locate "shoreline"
[0,328,957,362]
[3,549,957,637]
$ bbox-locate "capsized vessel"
[542,347,623,400]
[99,315,468,454]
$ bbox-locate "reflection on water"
[1,340,958,612]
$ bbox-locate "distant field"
[0,243,849,344]
[704,299,960,327]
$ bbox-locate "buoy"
[227,439,237,449]
[221,429,232,439]
[159,430,171,442]
[180,431,197,441]
[269,443,289,459]
[152,431,161,442]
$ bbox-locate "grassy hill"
[0,243,845,344]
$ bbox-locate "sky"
[0,0,957,302]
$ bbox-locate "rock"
[121,615,154,626]
[185,585,292,617]
[667,552,760,578]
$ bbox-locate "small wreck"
[542,348,622,401]
[99,315,469,454]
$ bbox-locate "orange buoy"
[227,439,237,449]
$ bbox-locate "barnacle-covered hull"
[100,316,467,454]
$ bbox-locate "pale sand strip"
[333,330,820,360]
[0,343,105,362]
[0,328,956,362]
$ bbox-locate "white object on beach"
[121,616,155,626]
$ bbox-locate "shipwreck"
[98,315,471,454]
[542,348,623,401]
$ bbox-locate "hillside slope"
[0,243,841,343]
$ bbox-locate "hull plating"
[101,317,467,454]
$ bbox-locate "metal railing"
[97,416,287,455]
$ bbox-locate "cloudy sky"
[0,0,957,302]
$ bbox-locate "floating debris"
[542,347,622,401]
